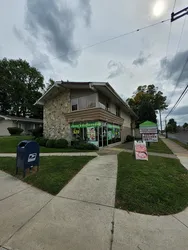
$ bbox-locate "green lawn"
[169,138,188,151]
[147,139,173,154]
[0,156,94,195]
[116,152,188,215]
[116,139,173,154]
[0,136,96,153]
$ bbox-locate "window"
[87,94,96,108]
[71,98,78,111]
[71,94,96,111]
[116,106,120,117]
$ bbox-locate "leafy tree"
[138,101,157,124]
[0,58,44,118]
[44,78,55,93]
[167,118,177,133]
[127,85,168,128]
[183,123,188,130]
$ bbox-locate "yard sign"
[139,121,158,143]
[134,140,148,161]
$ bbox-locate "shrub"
[31,127,43,138]
[54,139,68,148]
[39,137,48,147]
[35,137,41,144]
[46,139,56,148]
[73,142,98,150]
[126,135,135,142]
[7,127,23,135]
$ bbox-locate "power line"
[165,55,188,118]
[172,0,177,12]
[166,85,188,118]
[167,16,187,104]
[33,18,170,68]
[165,0,178,58]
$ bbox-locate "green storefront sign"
[71,121,102,128]
[71,122,121,129]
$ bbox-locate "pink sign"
[134,141,148,161]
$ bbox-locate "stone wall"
[43,88,72,141]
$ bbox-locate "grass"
[116,139,173,154]
[116,152,188,215]
[0,156,94,195]
[169,138,188,151]
[146,139,173,154]
[0,136,96,153]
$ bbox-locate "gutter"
[34,82,60,105]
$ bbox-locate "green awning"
[139,121,157,128]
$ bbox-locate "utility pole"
[165,119,168,138]
[159,110,162,133]
[171,6,188,22]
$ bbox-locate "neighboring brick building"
[35,81,137,147]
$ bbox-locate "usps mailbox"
[16,140,40,177]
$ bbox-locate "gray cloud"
[170,106,188,116]
[13,26,24,41]
[159,50,188,84]
[79,0,92,26]
[133,51,151,66]
[107,60,133,79]
[31,52,52,70]
[25,0,77,65]
[15,0,92,66]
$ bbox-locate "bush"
[35,137,41,144]
[126,135,135,142]
[38,137,48,147]
[7,127,23,135]
[46,139,56,148]
[73,142,98,150]
[54,139,68,148]
[31,127,43,138]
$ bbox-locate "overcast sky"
[0,0,188,126]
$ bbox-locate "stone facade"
[43,88,72,140]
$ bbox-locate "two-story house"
[35,81,137,147]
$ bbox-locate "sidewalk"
[99,147,177,159]
[161,138,188,170]
[2,155,118,250]
[0,152,98,157]
[1,154,188,249]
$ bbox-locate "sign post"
[139,121,158,144]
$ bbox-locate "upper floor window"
[116,106,120,117]
[71,94,96,111]
[71,98,78,111]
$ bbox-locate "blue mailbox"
[16,140,40,177]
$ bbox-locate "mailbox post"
[16,141,40,178]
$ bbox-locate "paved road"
[168,132,188,144]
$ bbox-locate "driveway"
[0,155,188,250]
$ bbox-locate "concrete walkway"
[1,155,188,250]
[99,147,177,159]
[1,155,118,250]
[0,152,98,157]
[161,138,188,170]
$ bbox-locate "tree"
[127,85,168,128]
[167,118,177,133]
[43,78,55,93]
[0,58,44,118]
[183,123,188,130]
[138,101,157,124]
